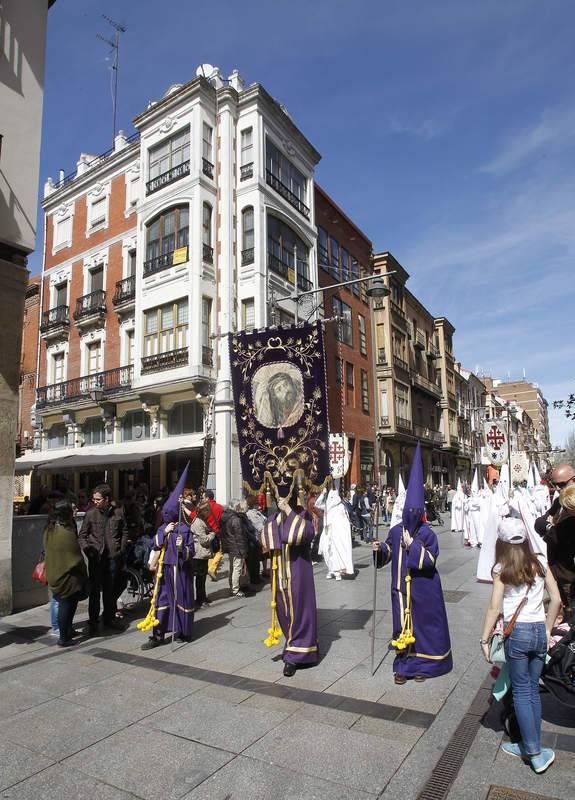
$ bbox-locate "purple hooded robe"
[375,443,453,678]
[261,508,318,665]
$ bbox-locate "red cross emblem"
[330,441,346,464]
[486,425,505,450]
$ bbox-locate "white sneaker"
[49,628,60,638]
[335,574,342,581]
[325,573,334,580]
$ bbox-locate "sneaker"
[530,748,555,774]
[325,573,334,580]
[49,628,60,638]
[500,742,527,759]
[233,591,247,598]
[335,574,342,581]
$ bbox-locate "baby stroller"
[542,625,575,710]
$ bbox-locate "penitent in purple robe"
[153,522,195,639]
[261,509,318,665]
[376,522,453,677]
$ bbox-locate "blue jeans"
[53,591,81,644]
[50,594,59,630]
[504,621,547,756]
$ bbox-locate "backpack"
[542,626,575,708]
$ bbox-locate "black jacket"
[535,499,575,585]
[79,505,127,559]
[219,510,249,557]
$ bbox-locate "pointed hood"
[526,461,535,490]
[397,474,406,495]
[162,462,190,523]
[533,462,542,485]
[456,477,463,494]
[471,469,479,495]
[402,442,425,534]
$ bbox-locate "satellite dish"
[196,63,214,79]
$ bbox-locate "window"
[83,417,105,445]
[318,227,329,269]
[358,314,367,355]
[241,127,253,165]
[242,207,254,251]
[395,383,410,422]
[380,390,389,419]
[54,216,71,248]
[242,298,255,331]
[332,296,353,346]
[341,248,350,283]
[335,356,343,384]
[202,123,213,163]
[47,422,67,449]
[329,238,340,279]
[52,352,65,383]
[122,410,150,442]
[54,281,67,307]
[345,362,354,388]
[390,282,403,306]
[168,402,203,436]
[146,205,189,267]
[267,214,309,283]
[89,265,104,292]
[144,298,188,355]
[266,139,308,210]
[361,370,369,412]
[125,329,135,366]
[202,297,212,348]
[202,203,212,247]
[127,249,136,276]
[127,173,139,208]
[351,257,360,296]
[359,266,368,303]
[148,128,190,181]
[87,341,102,375]
[90,196,106,227]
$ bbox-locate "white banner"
[483,419,508,465]
[510,451,530,484]
[329,433,350,479]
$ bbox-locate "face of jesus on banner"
[253,363,305,429]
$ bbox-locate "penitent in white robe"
[316,488,354,576]
[451,490,465,532]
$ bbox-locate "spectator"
[386,489,395,524]
[219,503,251,597]
[78,484,127,634]
[447,485,456,513]
[76,489,94,513]
[235,500,262,585]
[353,485,372,542]
[44,501,88,647]
[190,500,215,609]
[204,489,224,581]
[246,495,269,577]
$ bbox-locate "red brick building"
[314,185,375,487]
[18,276,41,454]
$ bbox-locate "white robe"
[316,489,354,576]
[451,491,464,532]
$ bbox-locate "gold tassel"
[266,481,272,510]
[137,546,167,633]
[264,551,282,647]
[391,570,416,651]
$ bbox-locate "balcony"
[202,346,213,367]
[202,158,214,179]
[266,169,310,219]
[141,347,188,375]
[414,330,426,350]
[389,300,408,331]
[241,247,255,266]
[396,416,412,432]
[144,246,188,277]
[146,161,190,195]
[40,305,70,338]
[202,243,214,264]
[36,365,133,409]
[268,252,292,282]
[112,276,136,308]
[380,416,390,427]
[297,272,313,292]
[428,342,440,359]
[413,424,444,445]
[240,162,253,181]
[74,290,106,325]
[411,370,442,399]
[393,354,410,373]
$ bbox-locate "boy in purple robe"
[141,464,195,650]
[373,442,452,683]
[260,495,318,677]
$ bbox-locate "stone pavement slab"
[1,763,139,800]
[0,740,54,792]
[64,725,234,800]
[142,692,289,753]
[0,677,56,721]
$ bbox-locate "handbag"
[32,559,47,585]
[489,588,530,664]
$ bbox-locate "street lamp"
[289,270,396,324]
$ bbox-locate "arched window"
[47,423,67,449]
[83,417,105,446]
[241,207,254,265]
[266,214,309,286]
[145,205,189,275]
[168,401,203,435]
[122,411,150,442]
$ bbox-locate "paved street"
[1,524,574,800]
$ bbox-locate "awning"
[14,451,68,473]
[33,434,205,472]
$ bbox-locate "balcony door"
[87,341,102,375]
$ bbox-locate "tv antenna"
[97,15,126,146]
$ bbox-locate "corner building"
[28,66,322,503]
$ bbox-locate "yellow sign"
[173,246,188,265]
[288,268,295,284]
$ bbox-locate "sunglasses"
[552,481,571,489]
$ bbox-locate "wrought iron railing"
[414,330,426,350]
[40,305,70,333]
[36,365,133,408]
[380,416,390,427]
[113,275,136,305]
[396,416,412,431]
[377,348,387,365]
[413,424,444,444]
[241,248,254,266]
[412,370,442,397]
[74,290,106,320]
[202,346,213,367]
[202,158,214,179]
[297,272,313,292]
[268,252,291,281]
[393,355,409,372]
[141,347,188,374]
[202,243,214,264]
[265,169,310,218]
[146,160,190,195]
[428,342,440,358]
[143,246,188,277]
[58,132,140,189]
[240,162,253,181]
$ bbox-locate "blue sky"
[34,0,575,447]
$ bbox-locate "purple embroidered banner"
[229,321,330,502]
